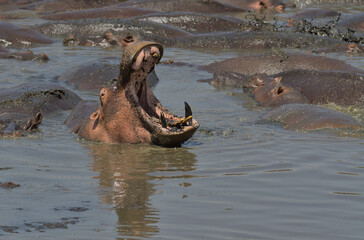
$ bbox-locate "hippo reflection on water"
[66,41,199,147]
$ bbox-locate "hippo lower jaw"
[126,79,199,147]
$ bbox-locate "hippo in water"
[57,56,159,91]
[0,49,49,61]
[0,22,54,46]
[245,76,307,107]
[0,83,81,137]
[262,104,363,131]
[65,41,199,147]
[200,53,364,76]
[243,70,364,107]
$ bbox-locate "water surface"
[1,2,364,240]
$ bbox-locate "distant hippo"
[198,71,251,88]
[57,57,159,91]
[262,104,363,131]
[217,0,286,12]
[176,31,341,50]
[200,53,364,75]
[271,70,364,106]
[119,0,247,13]
[339,13,364,33]
[0,49,49,61]
[311,42,364,55]
[20,0,120,12]
[0,83,81,137]
[247,76,307,107]
[243,70,364,107]
[0,22,54,46]
[41,6,157,20]
[290,9,340,20]
[65,41,199,147]
[133,12,249,33]
[33,18,192,47]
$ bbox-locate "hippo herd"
[0,0,364,146]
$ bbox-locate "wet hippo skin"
[57,57,159,91]
[65,41,199,147]
[41,6,158,20]
[0,22,55,45]
[262,104,363,131]
[0,83,81,137]
[200,53,364,75]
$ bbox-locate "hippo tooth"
[160,113,167,128]
[184,101,192,118]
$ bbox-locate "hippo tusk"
[185,101,192,118]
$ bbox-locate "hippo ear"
[90,111,100,130]
[35,112,43,125]
[274,77,282,84]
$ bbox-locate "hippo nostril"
[277,87,284,95]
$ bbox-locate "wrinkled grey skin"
[262,104,363,131]
[0,83,81,137]
[200,53,364,75]
[57,57,159,91]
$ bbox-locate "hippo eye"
[152,52,159,58]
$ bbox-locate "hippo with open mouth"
[65,41,199,147]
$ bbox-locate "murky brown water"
[1,2,364,240]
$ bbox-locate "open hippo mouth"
[121,41,199,147]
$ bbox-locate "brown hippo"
[0,83,81,137]
[0,49,49,61]
[200,53,364,75]
[65,41,199,147]
[0,22,54,46]
[41,6,157,20]
[262,104,363,131]
[243,70,364,107]
[57,57,159,91]
[247,76,307,107]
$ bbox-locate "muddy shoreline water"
[1,1,364,239]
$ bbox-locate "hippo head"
[86,41,199,147]
[244,75,306,107]
[0,112,42,137]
